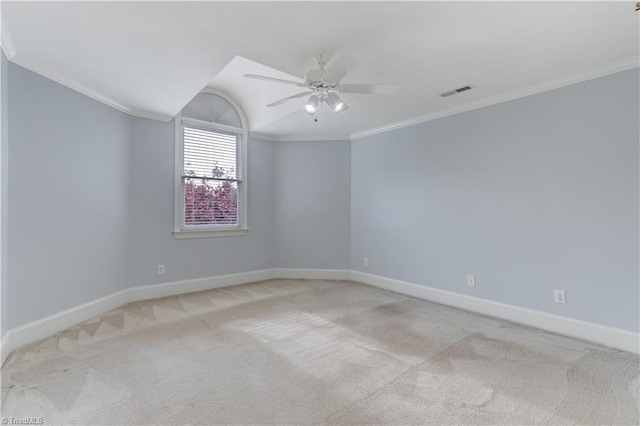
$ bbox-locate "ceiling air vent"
[440,85,474,98]
[440,90,457,98]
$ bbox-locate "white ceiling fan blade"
[338,84,401,95]
[266,91,313,107]
[322,54,359,85]
[244,74,307,87]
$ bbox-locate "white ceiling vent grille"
[440,85,474,98]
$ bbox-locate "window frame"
[173,88,249,239]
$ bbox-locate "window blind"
[182,123,242,227]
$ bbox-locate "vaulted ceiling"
[2,2,638,140]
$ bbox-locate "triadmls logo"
[1,418,44,425]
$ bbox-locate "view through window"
[182,125,241,226]
[174,89,247,238]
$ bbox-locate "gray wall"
[274,140,351,269]
[7,63,131,328]
[1,51,8,339]
[3,57,638,335]
[351,68,639,332]
[5,62,278,330]
[126,118,276,286]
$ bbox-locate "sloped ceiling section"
[1,2,638,140]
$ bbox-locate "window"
[174,89,248,238]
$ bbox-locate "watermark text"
[2,417,44,425]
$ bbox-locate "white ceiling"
[2,2,638,140]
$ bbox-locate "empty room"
[0,1,638,425]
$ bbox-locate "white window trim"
[173,88,249,239]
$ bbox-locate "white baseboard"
[1,288,133,367]
[351,270,640,355]
[273,268,352,281]
[1,268,277,365]
[2,268,638,366]
[127,269,278,302]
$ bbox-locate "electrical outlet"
[466,275,475,287]
[157,264,165,275]
[364,257,369,267]
[554,290,566,304]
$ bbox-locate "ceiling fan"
[244,53,400,116]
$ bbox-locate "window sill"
[173,228,249,239]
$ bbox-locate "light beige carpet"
[1,279,639,425]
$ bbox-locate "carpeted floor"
[2,279,639,425]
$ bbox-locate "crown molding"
[351,56,640,140]
[250,132,351,142]
[128,108,174,122]
[1,18,17,60]
[14,57,122,111]
[1,22,173,122]
[11,55,174,122]
[2,11,636,134]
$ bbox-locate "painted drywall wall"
[3,50,637,342]
[1,51,8,340]
[5,62,278,330]
[274,140,351,269]
[7,62,132,329]
[351,68,640,332]
[126,118,276,286]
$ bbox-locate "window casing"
[174,89,248,238]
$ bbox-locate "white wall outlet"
[466,275,475,287]
[554,290,566,304]
[157,264,165,275]
[364,257,369,267]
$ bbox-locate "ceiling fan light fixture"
[327,92,349,113]
[334,100,348,113]
[304,95,319,115]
